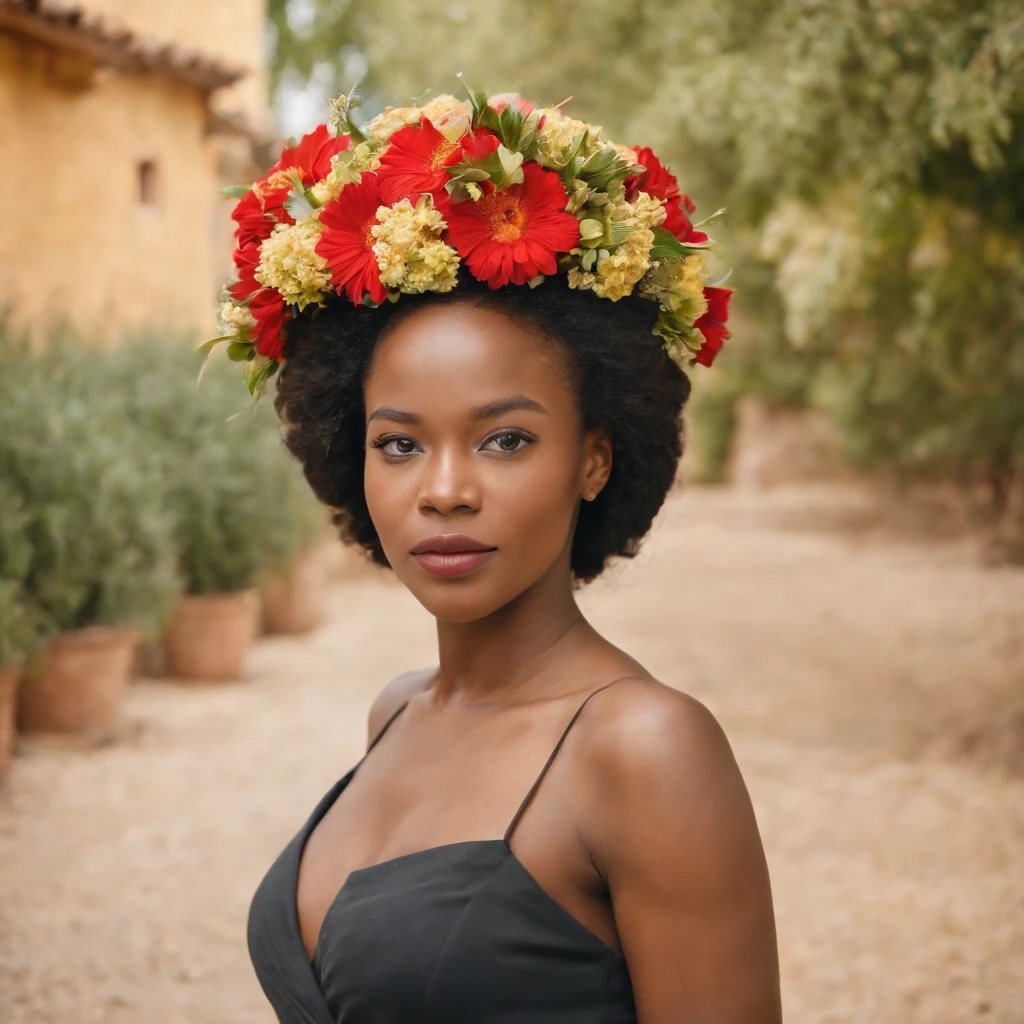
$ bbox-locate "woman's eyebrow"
[470,396,549,420]
[366,407,421,425]
[366,397,548,425]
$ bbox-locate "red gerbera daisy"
[227,241,290,359]
[624,146,707,245]
[376,117,496,207]
[315,172,388,306]
[445,162,580,290]
[259,124,351,223]
[693,286,732,367]
[232,189,275,248]
[248,290,290,360]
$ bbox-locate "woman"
[230,92,781,1023]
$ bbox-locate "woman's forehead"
[366,303,573,408]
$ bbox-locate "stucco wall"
[0,35,224,343]
[79,0,269,126]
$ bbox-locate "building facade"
[0,0,269,344]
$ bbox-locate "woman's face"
[363,302,612,623]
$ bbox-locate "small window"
[137,159,159,208]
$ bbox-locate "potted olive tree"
[0,485,39,778]
[0,353,180,735]
[260,446,329,636]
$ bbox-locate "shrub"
[94,337,326,595]
[0,482,43,667]
[0,346,180,636]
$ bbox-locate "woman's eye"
[482,431,532,454]
[371,435,419,457]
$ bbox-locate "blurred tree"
[269,0,1024,512]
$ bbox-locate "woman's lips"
[410,535,497,578]
[412,549,496,577]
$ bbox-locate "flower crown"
[213,87,732,397]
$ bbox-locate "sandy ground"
[1,484,1022,1024]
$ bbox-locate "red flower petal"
[487,93,535,116]
[232,190,274,247]
[457,130,501,163]
[225,241,288,358]
[257,124,352,225]
[624,147,708,243]
[445,162,579,289]
[376,116,465,206]
[249,290,290,359]
[702,286,732,325]
[315,172,387,306]
[228,240,261,302]
[693,287,733,367]
[268,123,350,185]
[624,146,680,205]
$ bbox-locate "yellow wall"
[0,36,223,342]
[78,0,269,125]
[0,1,268,344]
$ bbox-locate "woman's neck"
[431,561,593,706]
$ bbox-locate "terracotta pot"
[263,548,328,635]
[0,666,21,779]
[164,590,259,682]
[17,627,138,735]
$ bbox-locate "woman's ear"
[580,426,613,501]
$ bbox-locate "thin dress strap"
[503,676,643,843]
[366,699,410,755]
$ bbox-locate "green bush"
[0,346,180,636]
[90,337,326,595]
[0,326,326,635]
[0,481,42,666]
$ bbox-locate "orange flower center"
[481,190,528,243]
[362,216,377,249]
[430,139,460,170]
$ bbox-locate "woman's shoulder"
[576,677,735,773]
[571,678,760,870]
[365,667,436,747]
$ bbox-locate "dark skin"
[296,302,782,1022]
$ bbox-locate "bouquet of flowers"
[213,87,732,398]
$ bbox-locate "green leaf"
[605,222,634,248]
[226,341,253,363]
[648,227,704,260]
[243,358,278,398]
[694,207,727,229]
[196,336,231,355]
[219,184,251,199]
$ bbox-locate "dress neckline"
[293,677,645,973]
[294,779,620,974]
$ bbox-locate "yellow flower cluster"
[371,195,460,294]
[256,220,331,310]
[640,252,709,321]
[571,191,666,301]
[312,141,383,205]
[534,108,603,169]
[421,94,472,139]
[217,299,256,339]
[364,105,423,144]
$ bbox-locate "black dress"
[247,681,638,1023]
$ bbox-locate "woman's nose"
[417,448,481,515]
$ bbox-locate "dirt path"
[1,485,1022,1024]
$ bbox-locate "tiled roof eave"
[0,0,248,93]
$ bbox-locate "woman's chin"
[406,584,513,624]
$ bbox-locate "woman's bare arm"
[579,682,782,1023]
